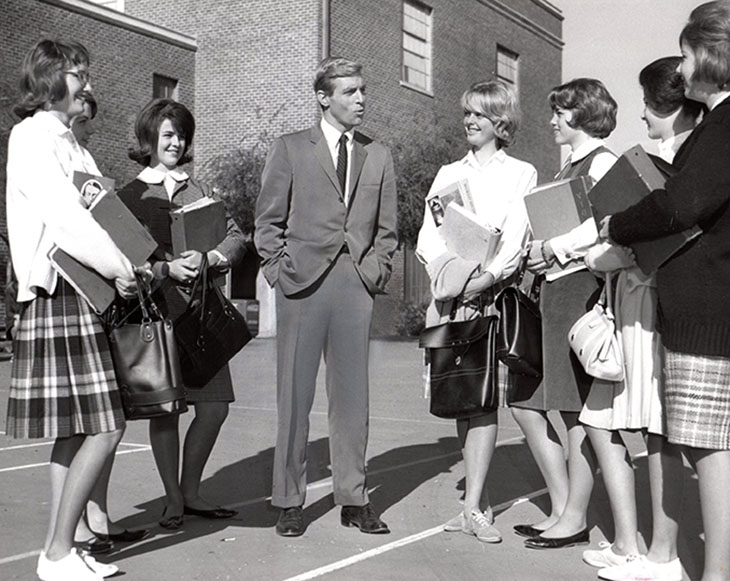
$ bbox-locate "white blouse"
[6,111,131,302]
[416,149,537,283]
[549,138,617,266]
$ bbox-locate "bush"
[389,134,461,248]
[201,135,271,237]
[395,300,429,337]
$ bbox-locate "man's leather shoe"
[524,528,589,549]
[276,507,305,537]
[513,523,545,538]
[341,503,390,534]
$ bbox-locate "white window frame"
[401,0,433,95]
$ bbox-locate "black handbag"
[174,255,252,388]
[495,269,543,378]
[419,304,499,420]
[107,275,188,420]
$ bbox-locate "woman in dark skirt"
[5,40,141,581]
[604,3,730,578]
[119,98,247,529]
[510,79,618,549]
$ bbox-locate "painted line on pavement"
[0,443,151,473]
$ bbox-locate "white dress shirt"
[320,118,354,205]
[6,111,131,302]
[549,138,617,266]
[657,129,692,164]
[416,149,537,283]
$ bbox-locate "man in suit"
[254,56,397,537]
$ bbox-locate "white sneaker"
[599,555,683,581]
[583,541,639,568]
[463,508,501,543]
[37,550,102,581]
[443,512,465,532]
[79,552,119,578]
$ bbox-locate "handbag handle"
[598,272,615,322]
[186,253,210,328]
[111,271,163,329]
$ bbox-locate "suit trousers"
[272,252,374,508]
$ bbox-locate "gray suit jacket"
[254,124,398,296]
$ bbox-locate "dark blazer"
[254,124,398,296]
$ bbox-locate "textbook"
[426,179,475,226]
[49,189,158,314]
[587,145,701,275]
[524,176,595,281]
[170,197,227,256]
[73,171,116,208]
[440,203,502,266]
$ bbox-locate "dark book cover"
[524,176,594,280]
[170,197,227,256]
[49,187,158,314]
[587,145,701,275]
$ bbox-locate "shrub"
[395,299,429,337]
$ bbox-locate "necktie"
[337,133,348,196]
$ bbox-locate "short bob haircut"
[639,56,704,119]
[548,78,617,139]
[461,80,521,148]
[128,98,195,167]
[14,39,89,120]
[680,0,730,88]
[313,56,362,97]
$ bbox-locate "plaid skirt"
[6,279,125,439]
[664,348,730,450]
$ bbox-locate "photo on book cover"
[426,179,476,226]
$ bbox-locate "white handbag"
[568,273,625,381]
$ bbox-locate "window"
[153,74,179,100]
[402,1,432,93]
[496,46,519,92]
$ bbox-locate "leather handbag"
[568,273,625,382]
[174,255,252,388]
[419,303,499,420]
[495,281,542,378]
[107,275,188,420]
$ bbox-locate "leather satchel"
[174,255,252,388]
[108,275,188,420]
[568,273,625,382]
[419,309,499,420]
[495,285,542,378]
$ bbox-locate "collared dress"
[579,134,690,434]
[417,149,537,408]
[6,111,132,438]
[511,139,617,412]
[118,169,247,403]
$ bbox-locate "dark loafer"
[524,529,590,549]
[184,506,238,519]
[159,507,184,530]
[75,536,114,554]
[94,528,151,543]
[341,503,390,534]
[276,507,305,537]
[513,523,545,538]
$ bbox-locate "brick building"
[1,0,563,336]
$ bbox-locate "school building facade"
[0,0,563,336]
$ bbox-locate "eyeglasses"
[64,70,91,86]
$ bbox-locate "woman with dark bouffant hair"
[6,39,143,581]
[119,98,247,530]
[511,78,619,551]
[604,3,730,579]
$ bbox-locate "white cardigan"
[6,111,131,302]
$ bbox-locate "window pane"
[402,1,432,92]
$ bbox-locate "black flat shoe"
[184,506,238,519]
[524,529,590,549]
[75,536,114,554]
[94,528,151,542]
[276,507,305,537]
[341,503,390,534]
[513,523,546,538]
[159,507,184,530]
